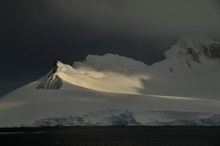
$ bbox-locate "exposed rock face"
[175,38,220,63]
[37,61,63,89]
[205,44,220,59]
[37,74,62,89]
[177,47,202,68]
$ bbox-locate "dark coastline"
[0,126,220,146]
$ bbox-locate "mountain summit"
[152,37,220,76]
[37,61,63,89]
[165,37,220,61]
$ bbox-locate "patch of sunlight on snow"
[149,95,220,105]
[58,69,151,95]
[149,95,200,100]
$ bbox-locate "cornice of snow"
[72,53,151,72]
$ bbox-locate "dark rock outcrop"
[175,38,220,68]
[37,74,62,89]
[37,60,63,89]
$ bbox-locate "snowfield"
[0,37,220,127]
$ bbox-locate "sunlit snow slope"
[37,54,158,94]
[0,37,220,127]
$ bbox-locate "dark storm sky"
[1,0,220,97]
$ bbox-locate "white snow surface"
[0,38,220,127]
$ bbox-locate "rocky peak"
[37,60,63,90]
[165,37,220,62]
[52,60,60,73]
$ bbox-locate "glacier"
[32,109,220,127]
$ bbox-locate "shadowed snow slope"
[0,38,220,127]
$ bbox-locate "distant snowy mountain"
[165,37,220,60]
[0,37,220,127]
[152,37,220,76]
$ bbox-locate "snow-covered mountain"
[36,54,160,94]
[0,37,220,127]
[152,37,220,77]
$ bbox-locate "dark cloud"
[0,0,220,97]
[40,0,220,38]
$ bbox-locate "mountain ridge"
[37,37,220,90]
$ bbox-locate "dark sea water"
[0,126,220,146]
